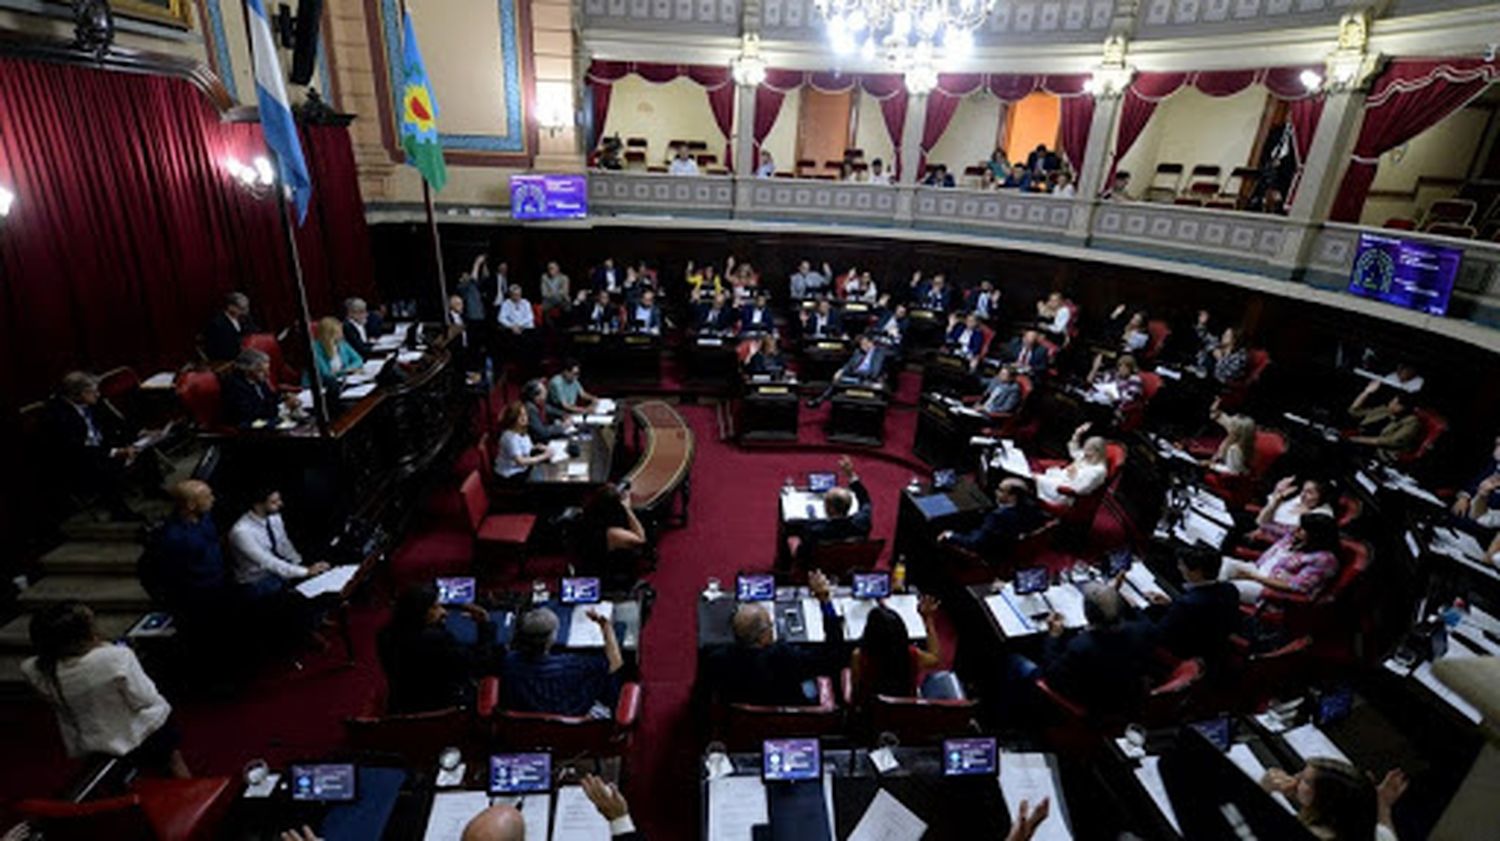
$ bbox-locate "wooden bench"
[625,400,694,527]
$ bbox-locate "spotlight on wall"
[225,156,276,197]
[0,185,15,218]
[1299,69,1324,92]
[535,81,574,136]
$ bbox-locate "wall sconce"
[0,185,15,218]
[226,156,276,197]
[1322,10,1382,92]
[1082,34,1134,98]
[536,81,574,136]
[1299,69,1324,93]
[731,34,768,87]
[904,62,938,96]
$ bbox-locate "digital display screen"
[290,764,356,802]
[737,574,776,602]
[436,576,476,606]
[763,738,820,781]
[1191,717,1233,752]
[807,472,838,493]
[1107,550,1133,576]
[1346,232,1462,316]
[943,737,997,776]
[852,572,891,600]
[489,753,552,795]
[1015,567,1049,595]
[560,577,601,605]
[932,468,957,490]
[1315,687,1353,727]
[511,174,588,221]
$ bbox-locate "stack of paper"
[567,601,613,648]
[423,791,489,841]
[595,398,617,414]
[985,589,1038,638]
[999,752,1069,841]
[343,382,377,399]
[552,785,608,840]
[1282,724,1350,764]
[707,776,767,841]
[295,564,359,598]
[848,789,926,841]
[839,594,925,640]
[141,371,176,389]
[546,440,570,463]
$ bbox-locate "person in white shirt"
[229,488,330,598]
[22,601,188,777]
[668,147,699,176]
[1033,423,1109,506]
[1051,172,1076,197]
[498,285,535,335]
[494,402,550,484]
[755,150,776,178]
[867,158,891,184]
[1036,291,1073,337]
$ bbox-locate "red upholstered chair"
[174,370,224,431]
[459,470,536,572]
[1142,658,1204,725]
[1382,217,1416,230]
[1219,348,1270,412]
[240,332,299,390]
[975,373,1034,440]
[721,675,843,750]
[493,680,642,757]
[1204,429,1288,509]
[1248,538,1373,639]
[1142,320,1172,362]
[344,677,498,767]
[868,694,980,742]
[17,776,238,841]
[1395,409,1447,466]
[800,538,886,579]
[1036,442,1126,532]
[976,324,997,361]
[1118,372,1162,433]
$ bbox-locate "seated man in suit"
[626,289,662,335]
[1011,581,1154,717]
[806,333,886,408]
[939,478,1046,563]
[740,291,775,334]
[222,348,294,428]
[203,291,257,361]
[342,297,374,359]
[499,607,622,716]
[45,371,141,520]
[871,300,909,350]
[1003,329,1050,377]
[581,289,620,332]
[945,311,986,368]
[701,570,844,707]
[590,257,621,295]
[788,456,872,564]
[1140,545,1240,664]
[523,379,572,442]
[694,291,738,335]
[745,335,788,379]
[966,279,1002,321]
[911,272,953,311]
[798,298,842,340]
[979,365,1023,415]
[141,480,242,650]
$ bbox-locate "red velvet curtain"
[0,57,375,404]
[586,62,738,170]
[1059,96,1096,173]
[1329,59,1499,222]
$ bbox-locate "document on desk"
[1176,510,1228,549]
[780,491,823,522]
[986,591,1037,638]
[995,441,1032,478]
[131,421,177,450]
[1225,746,1296,813]
[423,791,490,841]
[296,564,359,598]
[566,602,613,648]
[839,595,924,640]
[1000,752,1070,841]
[1123,563,1168,605]
[1048,585,1088,630]
[546,440,570,463]
[708,775,767,841]
[342,382,378,399]
[584,414,614,426]
[801,597,827,643]
[553,785,609,840]
[848,788,926,841]
[1282,724,1350,764]
[594,398,617,415]
[142,371,176,389]
[1135,756,1181,835]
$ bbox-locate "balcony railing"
[585,170,1500,343]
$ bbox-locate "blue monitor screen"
[560,577,601,605]
[1347,232,1462,316]
[763,738,820,781]
[290,763,356,802]
[807,472,838,493]
[436,577,475,606]
[1015,567,1049,595]
[737,574,776,602]
[489,753,552,795]
[1191,717,1233,752]
[852,572,891,600]
[943,737,998,776]
[511,174,588,221]
[1315,687,1353,727]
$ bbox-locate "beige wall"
[1360,106,1490,226]
[851,91,898,171]
[927,91,1002,182]
[1119,86,1266,195]
[600,75,725,167]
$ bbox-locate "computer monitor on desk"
[489,753,552,796]
[290,763,357,802]
[763,738,820,782]
[807,472,837,493]
[737,574,776,602]
[852,571,891,600]
[1015,567,1050,595]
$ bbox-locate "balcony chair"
[174,369,225,432]
[1422,198,1476,229]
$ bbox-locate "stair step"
[59,516,147,543]
[0,612,142,652]
[17,576,153,611]
[39,542,142,574]
[0,654,26,688]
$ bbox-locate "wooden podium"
[740,379,800,442]
[828,381,887,446]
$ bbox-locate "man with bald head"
[1008,580,1154,717]
[143,480,239,645]
[788,456,872,565]
[939,477,1045,562]
[460,803,526,841]
[702,571,844,707]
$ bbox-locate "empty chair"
[720,675,842,750]
[1173,197,1204,207]
[868,693,980,742]
[459,469,537,572]
[493,680,642,757]
[1186,163,1221,193]
[345,677,497,767]
[686,140,708,151]
[1220,166,1257,200]
[625,137,647,148]
[1150,162,1184,194]
[623,150,647,167]
[1424,222,1475,239]
[1423,197,1476,229]
[1382,217,1416,230]
[1205,199,1237,209]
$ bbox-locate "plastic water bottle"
[892,561,907,593]
[1441,598,1467,628]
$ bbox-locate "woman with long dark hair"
[848,596,942,705]
[376,584,495,714]
[578,483,648,587]
[1262,757,1406,840]
[21,601,188,777]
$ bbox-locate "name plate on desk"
[815,341,845,350]
[625,336,651,344]
[845,389,879,400]
[573,333,602,344]
[935,356,965,370]
[697,337,725,347]
[844,303,869,313]
[755,386,791,395]
[911,309,937,320]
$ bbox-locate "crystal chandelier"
[813,0,994,70]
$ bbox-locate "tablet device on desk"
[1314,686,1353,727]
[1190,717,1233,752]
[763,738,820,782]
[1014,566,1050,596]
[737,574,776,602]
[932,468,957,490]
[560,576,601,605]
[852,571,891,600]
[289,763,357,802]
[489,753,552,795]
[807,472,838,493]
[1107,549,1134,577]
[943,737,998,776]
[436,577,476,606]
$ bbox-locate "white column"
[899,93,927,185]
[1287,89,1368,222]
[1075,93,1122,200]
[734,83,757,176]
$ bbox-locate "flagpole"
[399,0,450,321]
[239,0,330,434]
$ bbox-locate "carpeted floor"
[1,378,1124,836]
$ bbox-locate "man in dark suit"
[940,478,1046,562]
[1004,581,1153,717]
[626,289,662,335]
[1003,329,1050,377]
[45,371,139,520]
[799,298,842,339]
[701,570,845,706]
[523,379,570,442]
[342,297,374,359]
[807,334,886,408]
[693,291,738,335]
[945,311,986,364]
[871,302,909,349]
[1145,546,1240,663]
[222,348,287,428]
[914,273,953,311]
[581,289,620,332]
[790,456,872,563]
[203,291,257,361]
[740,291,775,334]
[590,257,621,295]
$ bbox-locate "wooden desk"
[625,400,695,526]
[740,379,800,442]
[827,382,887,447]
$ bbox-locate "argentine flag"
[246,0,312,223]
